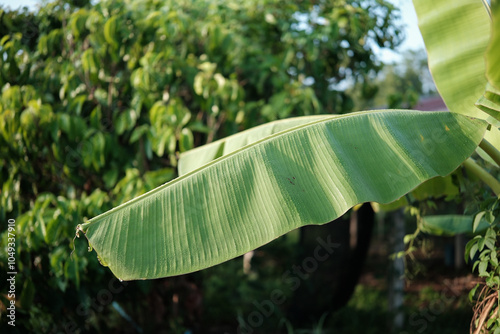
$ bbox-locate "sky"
[0,0,425,62]
[380,0,426,62]
[1,0,39,10]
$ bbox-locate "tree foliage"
[348,49,436,110]
[78,0,500,330]
[0,0,402,332]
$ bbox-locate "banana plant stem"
[463,158,500,196]
[479,139,500,167]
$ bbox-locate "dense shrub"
[0,0,401,332]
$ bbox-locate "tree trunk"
[388,209,405,332]
[287,203,375,325]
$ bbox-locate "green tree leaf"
[474,211,487,232]
[103,15,119,49]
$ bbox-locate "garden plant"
[1,0,500,332]
[76,0,500,332]
[0,0,405,332]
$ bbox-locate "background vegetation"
[0,0,474,333]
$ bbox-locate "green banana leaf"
[411,174,459,200]
[476,84,500,120]
[477,7,500,121]
[413,0,492,121]
[180,117,460,210]
[78,110,486,280]
[476,95,500,120]
[373,172,459,212]
[178,115,331,175]
[486,1,500,91]
[421,214,489,236]
[478,124,500,167]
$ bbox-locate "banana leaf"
[77,110,486,280]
